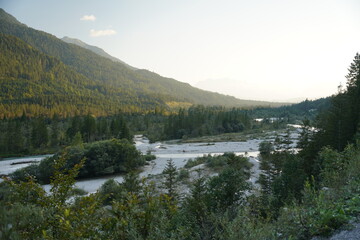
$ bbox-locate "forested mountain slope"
[0,8,283,116]
[0,34,166,117]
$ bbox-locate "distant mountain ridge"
[61,36,136,70]
[0,8,285,117]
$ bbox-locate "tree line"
[0,113,132,157]
[0,105,291,157]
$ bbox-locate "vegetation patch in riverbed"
[10,139,145,184]
[180,128,287,143]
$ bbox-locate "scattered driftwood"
[10,160,38,165]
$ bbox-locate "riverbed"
[0,155,53,176]
[1,128,300,193]
[44,135,263,193]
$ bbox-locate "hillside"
[0,8,285,117]
[0,34,169,117]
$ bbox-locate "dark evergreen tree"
[162,159,178,201]
[66,115,82,140]
[122,172,141,194]
[31,117,48,148]
[50,114,60,147]
[81,114,96,142]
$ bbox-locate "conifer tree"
[31,117,48,148]
[71,132,83,146]
[50,114,60,147]
[162,159,178,201]
[82,114,96,142]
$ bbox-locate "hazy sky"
[1,0,360,102]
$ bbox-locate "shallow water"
[0,155,52,175]
[53,136,262,193]
[4,130,299,193]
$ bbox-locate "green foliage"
[162,106,253,140]
[205,155,228,169]
[0,203,45,239]
[276,182,350,239]
[69,187,88,196]
[177,169,190,182]
[216,208,277,240]
[1,153,103,239]
[71,131,83,146]
[162,159,178,201]
[184,157,206,169]
[0,109,135,157]
[4,140,360,239]
[303,53,360,166]
[271,154,306,210]
[122,171,142,194]
[267,142,360,239]
[185,153,252,175]
[251,97,331,122]
[206,168,249,211]
[259,141,274,155]
[98,179,124,205]
[142,153,156,162]
[11,139,144,183]
[31,117,49,148]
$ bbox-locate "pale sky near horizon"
[1,0,360,102]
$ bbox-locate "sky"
[1,0,360,102]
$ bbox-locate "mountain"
[0,34,165,117]
[61,36,136,70]
[0,9,285,117]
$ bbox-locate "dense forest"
[0,99,325,158]
[0,33,166,117]
[250,97,331,120]
[0,113,132,157]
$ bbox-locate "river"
[1,129,300,193]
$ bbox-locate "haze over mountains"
[61,36,136,70]
[0,9,285,117]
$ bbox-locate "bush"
[70,187,88,196]
[98,179,124,205]
[11,139,145,184]
[184,156,207,169]
[143,153,156,162]
[0,203,45,239]
[177,169,190,181]
[275,181,352,239]
[206,168,249,211]
[11,164,40,182]
[259,141,273,155]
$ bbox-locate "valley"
[0,4,359,240]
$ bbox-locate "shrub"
[98,179,124,205]
[143,153,156,162]
[177,169,190,181]
[11,139,145,183]
[184,156,207,169]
